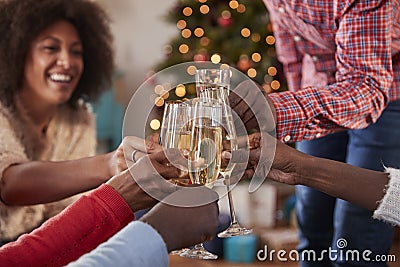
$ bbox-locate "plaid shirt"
[264,0,400,142]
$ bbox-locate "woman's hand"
[109,136,162,176]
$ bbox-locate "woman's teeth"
[50,73,72,82]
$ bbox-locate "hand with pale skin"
[228,132,389,211]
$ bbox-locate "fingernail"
[222,151,231,159]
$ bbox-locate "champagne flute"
[196,68,253,238]
[159,100,192,184]
[159,100,192,256]
[182,99,222,260]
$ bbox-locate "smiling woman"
[22,20,84,116]
[0,0,121,243]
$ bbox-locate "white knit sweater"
[373,167,400,226]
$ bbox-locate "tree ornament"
[237,57,253,72]
[218,16,233,27]
[194,53,209,62]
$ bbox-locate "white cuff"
[373,167,400,226]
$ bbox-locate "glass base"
[218,223,253,238]
[180,244,218,260]
[170,248,190,256]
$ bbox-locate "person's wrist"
[105,151,115,178]
[139,211,175,252]
[296,153,318,186]
[106,170,139,212]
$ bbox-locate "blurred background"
[92,0,286,152]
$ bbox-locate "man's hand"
[229,80,276,132]
[106,150,180,212]
[140,187,219,252]
[227,132,305,186]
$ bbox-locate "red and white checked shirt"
[264,0,400,142]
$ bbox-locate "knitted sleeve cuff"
[373,167,400,226]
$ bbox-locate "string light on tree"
[271,80,281,90]
[194,27,204,37]
[182,7,192,16]
[154,96,164,107]
[266,35,275,45]
[200,4,210,14]
[241,27,251,38]
[252,52,261,62]
[268,66,277,76]
[211,54,221,64]
[186,65,197,75]
[150,119,161,131]
[251,33,261,42]
[181,28,191,38]
[229,0,239,9]
[179,44,189,54]
[200,37,210,46]
[247,68,257,78]
[175,84,187,97]
[237,3,246,13]
[176,19,186,29]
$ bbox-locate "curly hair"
[0,0,114,109]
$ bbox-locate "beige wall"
[97,0,178,104]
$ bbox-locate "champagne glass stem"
[226,182,238,225]
[218,173,253,238]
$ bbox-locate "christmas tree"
[154,0,286,100]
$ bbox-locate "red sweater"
[0,184,134,266]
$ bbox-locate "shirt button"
[312,56,318,62]
[316,133,321,138]
[278,7,285,13]
[284,135,291,142]
[294,35,301,42]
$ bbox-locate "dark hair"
[0,0,114,109]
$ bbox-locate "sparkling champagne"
[199,86,237,175]
[189,126,222,187]
[164,130,191,155]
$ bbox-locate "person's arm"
[1,153,114,205]
[231,1,393,142]
[66,221,169,267]
[0,136,161,205]
[270,0,392,142]
[66,187,219,267]
[235,132,389,211]
[289,151,388,211]
[0,184,134,267]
